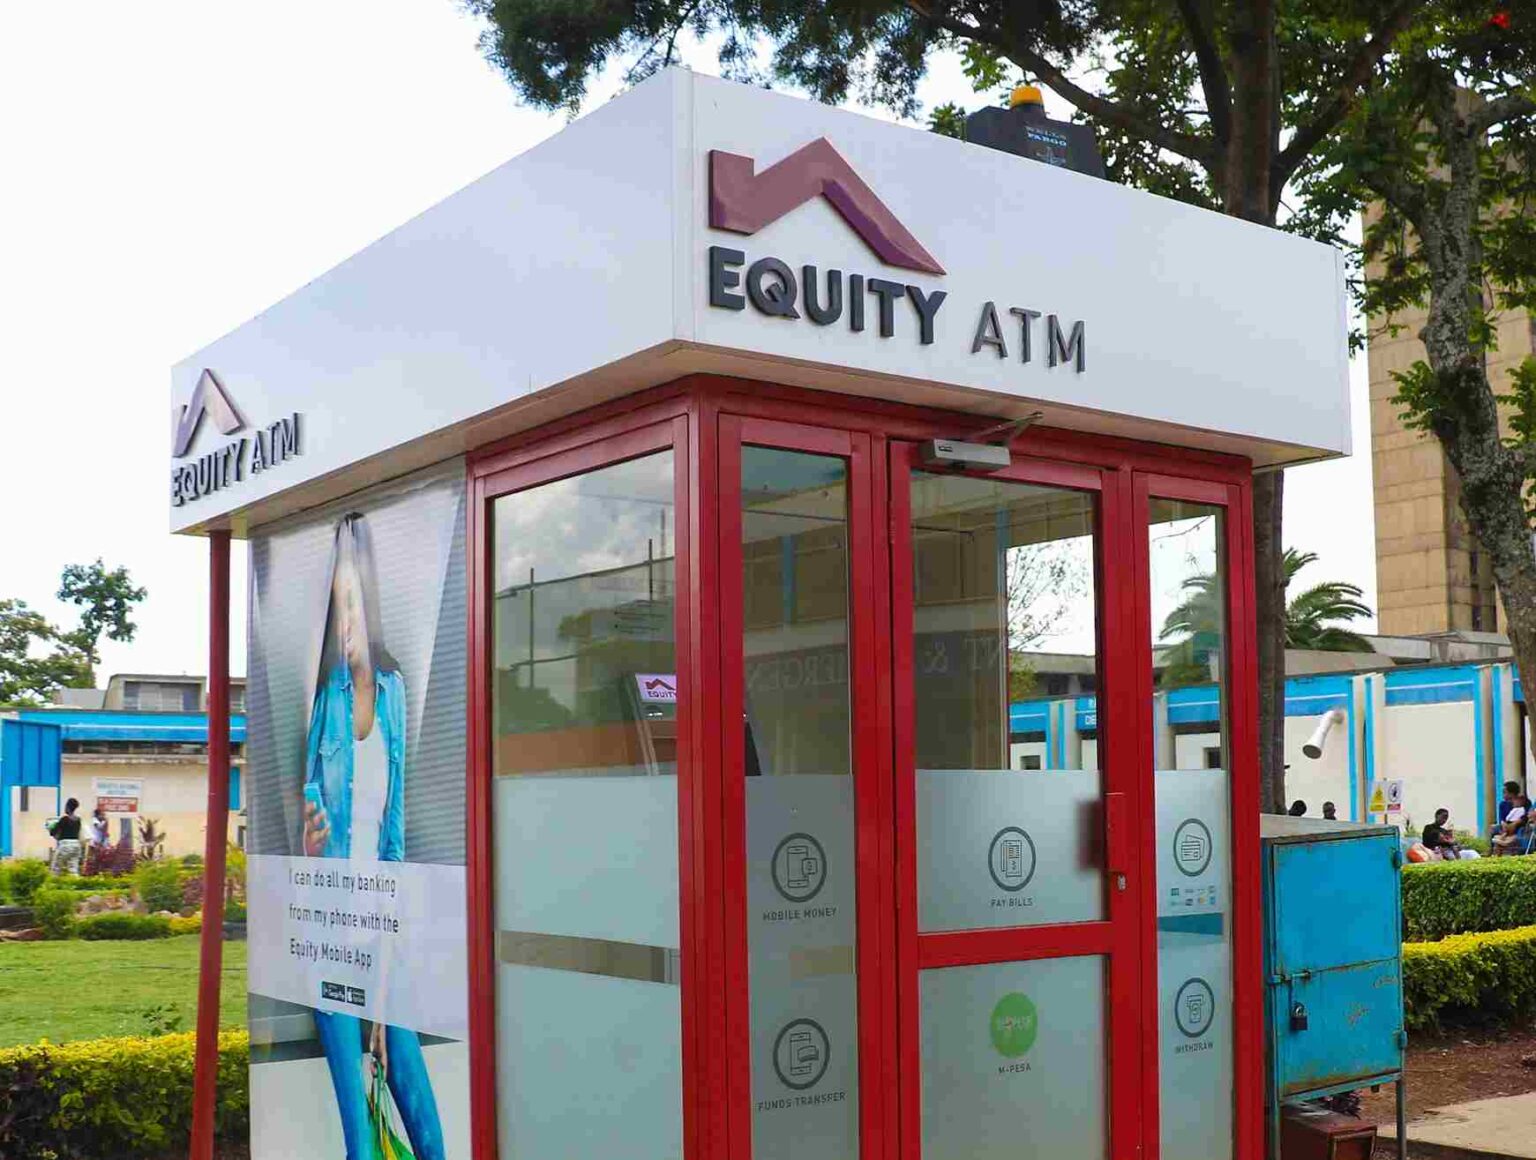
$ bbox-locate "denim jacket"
[304,665,406,861]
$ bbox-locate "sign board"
[634,673,678,704]
[1367,782,1386,815]
[1385,780,1404,815]
[93,777,142,814]
[170,69,1348,535]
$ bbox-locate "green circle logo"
[989,992,1039,1058]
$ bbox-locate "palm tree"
[1159,548,1373,686]
[1282,549,1373,653]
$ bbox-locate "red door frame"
[463,374,1260,1160]
[888,442,1141,1160]
[1130,472,1263,1160]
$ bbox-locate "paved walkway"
[1379,1092,1536,1159]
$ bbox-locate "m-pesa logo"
[170,368,303,507]
[706,137,1087,372]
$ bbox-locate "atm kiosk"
[172,67,1350,1160]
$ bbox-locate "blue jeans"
[314,1009,446,1160]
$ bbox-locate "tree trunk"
[1252,471,1288,811]
[1223,0,1287,812]
[1411,78,1536,784]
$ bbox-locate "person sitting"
[1422,809,1462,860]
[1322,801,1338,821]
[1288,800,1307,817]
[1492,804,1528,855]
[1493,781,1525,839]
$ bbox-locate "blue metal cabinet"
[1261,816,1405,1157]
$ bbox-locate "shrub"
[1401,856,1536,940]
[75,913,172,941]
[6,860,51,906]
[180,874,205,912]
[1403,924,1536,1031]
[86,838,136,877]
[224,901,247,924]
[132,861,182,914]
[179,853,204,869]
[0,1029,248,1160]
[167,915,201,937]
[31,888,77,940]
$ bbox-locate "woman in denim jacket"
[302,513,446,1160]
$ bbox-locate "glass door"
[891,443,1141,1160]
[718,416,888,1160]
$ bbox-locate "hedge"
[75,913,173,941]
[1401,856,1536,940]
[1403,924,1536,1031]
[0,1030,249,1160]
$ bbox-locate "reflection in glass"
[741,448,858,1160]
[491,451,682,1160]
[1149,499,1233,1160]
[910,473,1103,931]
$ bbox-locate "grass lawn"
[0,934,246,1047]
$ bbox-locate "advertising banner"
[246,463,469,1160]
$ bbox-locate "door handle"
[1105,791,1129,891]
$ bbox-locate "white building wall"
[1283,715,1353,820]
[1379,702,1480,839]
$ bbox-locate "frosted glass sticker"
[748,775,858,1160]
[497,965,682,1160]
[921,957,1107,1160]
[494,773,678,949]
[918,769,1104,930]
[1156,768,1232,1160]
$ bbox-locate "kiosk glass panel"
[909,472,1102,931]
[920,956,1107,1160]
[1149,498,1233,1160]
[741,447,859,1160]
[491,450,682,1160]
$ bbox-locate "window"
[491,450,682,1160]
[1150,498,1232,1160]
[18,787,29,813]
[122,681,200,712]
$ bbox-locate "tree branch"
[1471,92,1536,135]
[1271,0,1427,189]
[904,1,1216,165]
[1173,0,1233,145]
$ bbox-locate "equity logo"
[171,368,245,458]
[709,138,944,275]
[169,368,302,508]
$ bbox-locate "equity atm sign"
[705,138,1087,373]
[169,369,303,507]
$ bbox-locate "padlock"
[1290,1001,1309,1032]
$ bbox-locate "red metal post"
[190,529,232,1160]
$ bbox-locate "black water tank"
[965,85,1106,179]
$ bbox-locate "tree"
[465,0,1429,811]
[56,559,147,685]
[0,599,91,707]
[1160,546,1373,685]
[0,561,146,706]
[1296,3,1536,759]
[1282,549,1373,652]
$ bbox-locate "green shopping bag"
[368,1055,416,1160]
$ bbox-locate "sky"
[0,1,1375,683]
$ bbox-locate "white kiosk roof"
[169,68,1349,535]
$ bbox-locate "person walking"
[49,798,84,876]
